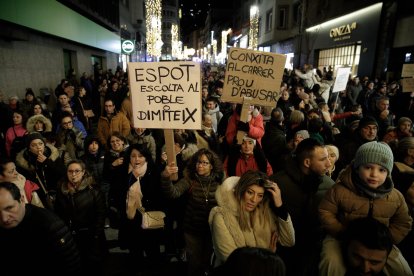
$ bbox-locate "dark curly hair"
[185,148,223,181]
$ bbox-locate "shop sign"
[122,40,135,54]
[330,22,357,41]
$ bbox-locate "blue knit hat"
[353,141,394,173]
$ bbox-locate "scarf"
[351,169,393,199]
[129,161,148,179]
[202,125,214,137]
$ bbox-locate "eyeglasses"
[68,169,83,175]
[62,120,73,126]
[196,161,210,167]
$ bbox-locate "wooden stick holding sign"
[163,129,178,181]
[237,97,254,144]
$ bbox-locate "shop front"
[304,3,383,77]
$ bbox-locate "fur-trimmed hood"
[214,176,240,215]
[16,144,61,172]
[26,114,52,132]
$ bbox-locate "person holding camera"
[209,170,295,267]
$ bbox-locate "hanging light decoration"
[249,6,259,50]
[212,39,217,63]
[171,24,179,59]
[146,0,163,58]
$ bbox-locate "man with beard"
[270,138,334,275]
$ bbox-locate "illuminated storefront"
[305,3,383,77]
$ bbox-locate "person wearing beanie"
[81,135,105,187]
[20,88,41,118]
[15,132,66,210]
[318,141,413,276]
[383,117,413,144]
[336,116,379,174]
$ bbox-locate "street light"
[249,5,259,50]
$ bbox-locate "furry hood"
[215,176,240,214]
[26,114,52,132]
[16,144,60,172]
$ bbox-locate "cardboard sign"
[402,77,414,93]
[402,64,414,78]
[221,47,286,107]
[128,61,201,129]
[332,67,351,93]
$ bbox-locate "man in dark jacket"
[262,107,289,172]
[270,138,334,275]
[0,182,81,275]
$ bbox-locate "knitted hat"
[353,141,394,173]
[26,132,45,148]
[357,116,378,130]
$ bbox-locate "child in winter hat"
[318,141,413,275]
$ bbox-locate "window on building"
[266,9,273,32]
[317,43,361,76]
[277,5,288,29]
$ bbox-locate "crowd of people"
[0,62,413,276]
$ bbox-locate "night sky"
[179,0,233,42]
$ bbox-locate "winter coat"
[262,121,288,172]
[269,156,334,275]
[26,114,53,133]
[118,164,164,251]
[5,125,27,157]
[224,144,273,177]
[56,126,85,160]
[97,112,130,148]
[319,165,412,244]
[209,176,295,266]
[16,144,65,192]
[0,204,81,276]
[225,111,265,145]
[161,171,224,236]
[392,162,414,197]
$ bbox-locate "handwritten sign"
[402,77,414,93]
[128,62,201,129]
[221,47,286,107]
[402,64,414,78]
[332,67,351,93]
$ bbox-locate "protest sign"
[402,77,414,93]
[128,61,201,130]
[222,47,286,107]
[332,67,351,93]
[402,64,414,78]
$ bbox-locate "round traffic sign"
[122,40,135,54]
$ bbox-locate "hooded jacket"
[26,114,53,133]
[16,144,65,192]
[208,176,295,266]
[319,164,412,244]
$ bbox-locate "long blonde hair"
[234,170,272,231]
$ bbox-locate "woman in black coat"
[118,143,164,267]
[55,160,107,273]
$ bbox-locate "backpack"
[10,127,28,160]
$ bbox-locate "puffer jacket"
[97,111,130,148]
[208,176,295,266]
[161,170,224,236]
[319,164,412,244]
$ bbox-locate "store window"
[317,43,361,76]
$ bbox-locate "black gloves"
[67,130,77,142]
[237,121,250,132]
